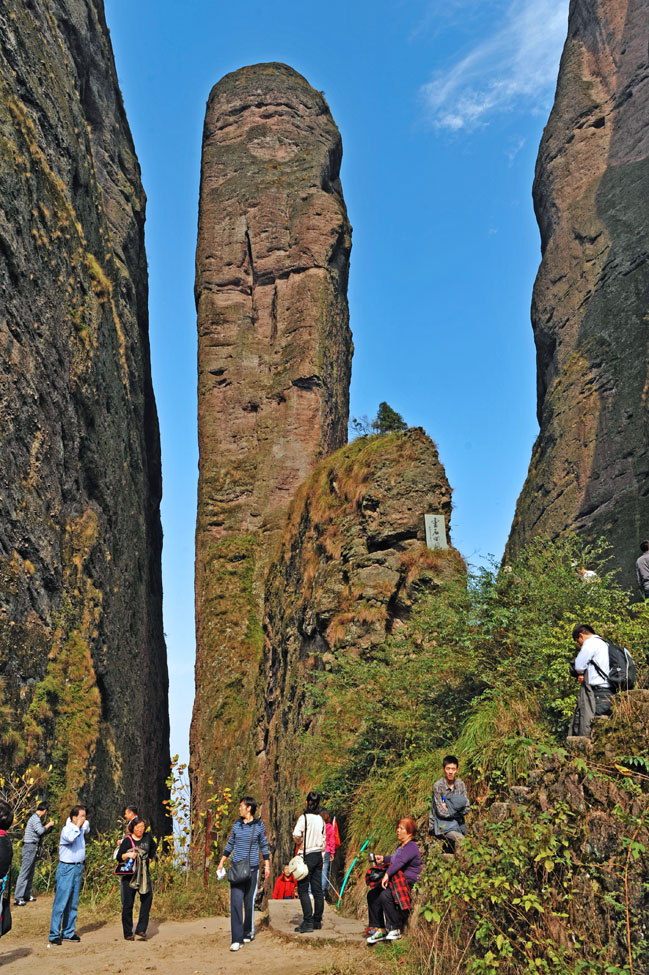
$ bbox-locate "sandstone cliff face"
[192,63,352,814]
[258,430,458,864]
[507,0,649,586]
[0,0,169,829]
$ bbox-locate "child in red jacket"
[272,865,297,899]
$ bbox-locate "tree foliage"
[351,401,408,436]
[305,534,649,821]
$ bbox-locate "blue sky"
[103,0,570,762]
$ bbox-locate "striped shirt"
[23,813,48,845]
[223,818,269,865]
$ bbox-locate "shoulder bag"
[288,814,309,881]
[227,820,256,884]
[114,835,137,876]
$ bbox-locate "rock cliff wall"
[507,0,649,587]
[0,0,169,829]
[192,63,352,816]
[258,429,459,864]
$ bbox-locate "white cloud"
[421,0,569,131]
[506,136,526,163]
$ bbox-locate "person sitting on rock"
[366,817,422,944]
[428,755,470,850]
[571,623,612,722]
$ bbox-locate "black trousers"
[121,880,152,937]
[229,872,258,943]
[593,688,612,716]
[297,852,324,924]
[367,885,402,930]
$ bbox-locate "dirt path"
[0,895,381,974]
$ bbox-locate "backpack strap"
[591,659,609,684]
[244,818,256,863]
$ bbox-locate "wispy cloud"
[421,0,569,131]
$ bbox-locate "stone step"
[267,898,366,943]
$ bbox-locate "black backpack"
[593,643,637,692]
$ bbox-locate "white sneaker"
[230,942,241,951]
[243,936,254,943]
[385,929,402,940]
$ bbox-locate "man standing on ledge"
[48,805,89,945]
[572,624,612,718]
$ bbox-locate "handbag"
[288,814,310,881]
[227,820,256,884]
[114,835,137,876]
[365,867,386,886]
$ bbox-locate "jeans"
[229,872,258,944]
[322,852,331,895]
[49,862,84,940]
[15,843,39,900]
[297,852,324,925]
[121,880,153,937]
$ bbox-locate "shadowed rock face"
[0,0,169,830]
[507,0,649,586]
[192,63,352,816]
[258,430,459,864]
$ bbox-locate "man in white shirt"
[48,805,90,945]
[572,624,612,717]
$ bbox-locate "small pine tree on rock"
[350,402,408,437]
[374,402,407,434]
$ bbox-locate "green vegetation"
[302,534,649,971]
[351,401,408,436]
[308,535,647,818]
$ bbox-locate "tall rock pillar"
[507,0,649,587]
[192,63,352,818]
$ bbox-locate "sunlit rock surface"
[192,63,352,821]
[258,429,460,864]
[507,0,649,587]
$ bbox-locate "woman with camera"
[366,817,422,944]
[117,816,157,941]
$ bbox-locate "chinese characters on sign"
[424,514,447,551]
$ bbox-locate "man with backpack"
[572,624,612,719]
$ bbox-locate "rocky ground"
[0,894,383,974]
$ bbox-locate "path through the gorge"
[0,894,384,974]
